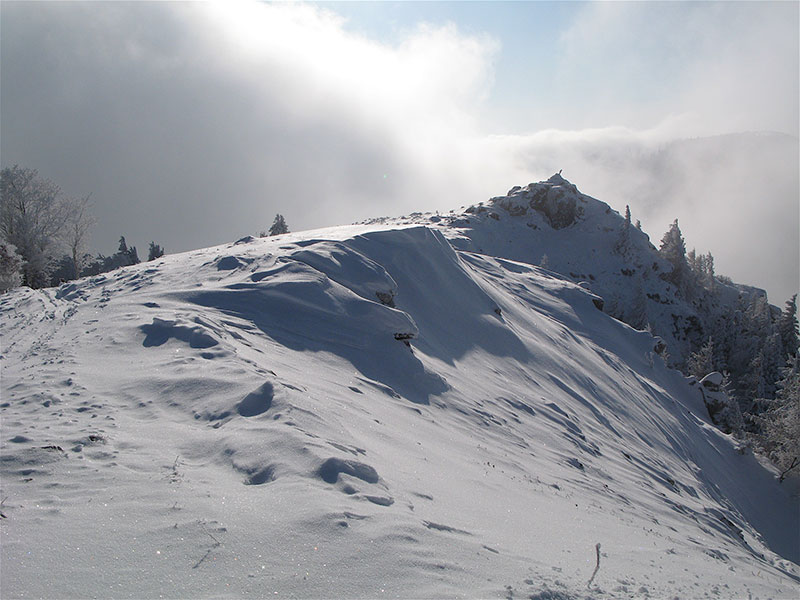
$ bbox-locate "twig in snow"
[192,524,222,569]
[203,528,221,546]
[192,548,214,569]
[168,455,182,483]
[587,543,601,589]
[779,456,799,483]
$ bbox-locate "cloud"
[492,127,799,303]
[1,1,501,248]
[490,0,799,303]
[551,1,799,136]
[1,1,796,303]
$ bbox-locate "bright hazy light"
[1,1,797,303]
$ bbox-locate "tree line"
[0,166,167,291]
[0,167,292,293]
[656,218,799,480]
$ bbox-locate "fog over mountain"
[1,1,797,302]
[502,131,799,305]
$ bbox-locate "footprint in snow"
[317,457,379,484]
[241,465,276,486]
[236,382,274,417]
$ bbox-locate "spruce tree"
[626,278,649,330]
[758,354,800,481]
[114,236,139,268]
[127,245,139,265]
[687,337,715,380]
[148,241,165,261]
[687,248,698,273]
[778,294,799,359]
[659,219,688,292]
[703,252,715,290]
[615,206,632,256]
[269,214,289,236]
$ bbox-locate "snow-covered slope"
[1,222,798,598]
[373,173,770,370]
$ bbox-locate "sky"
[1,1,798,304]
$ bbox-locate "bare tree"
[0,238,24,292]
[64,193,95,279]
[0,165,93,287]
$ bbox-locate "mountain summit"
[1,177,797,598]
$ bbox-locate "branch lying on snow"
[779,456,799,483]
[587,543,601,589]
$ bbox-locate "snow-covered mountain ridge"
[1,197,798,597]
[369,173,770,372]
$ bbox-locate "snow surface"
[370,174,768,370]
[1,220,798,599]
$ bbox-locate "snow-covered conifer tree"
[778,294,799,359]
[703,252,715,291]
[757,354,800,481]
[615,206,632,256]
[626,278,649,330]
[113,236,140,268]
[539,254,550,269]
[269,214,289,236]
[148,241,165,261]
[687,338,715,380]
[658,219,688,292]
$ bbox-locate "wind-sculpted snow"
[290,240,399,306]
[140,316,220,348]
[405,174,718,368]
[0,223,797,599]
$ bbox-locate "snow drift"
[1,219,797,598]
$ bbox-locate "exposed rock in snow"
[700,371,725,390]
[694,371,744,434]
[492,173,585,229]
